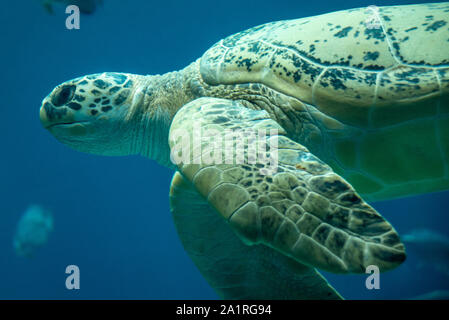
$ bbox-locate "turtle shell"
[199,2,449,128]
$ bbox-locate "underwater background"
[1,0,449,299]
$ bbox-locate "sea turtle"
[39,2,449,299]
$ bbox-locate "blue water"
[1,0,448,299]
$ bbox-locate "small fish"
[13,205,54,258]
[402,228,449,276]
[41,0,103,15]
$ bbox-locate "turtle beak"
[39,103,51,129]
[39,100,61,129]
[39,98,75,129]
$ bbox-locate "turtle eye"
[52,84,76,107]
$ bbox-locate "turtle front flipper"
[170,171,342,299]
[169,97,406,274]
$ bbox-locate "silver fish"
[403,229,449,276]
[13,205,54,258]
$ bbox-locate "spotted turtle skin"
[199,2,449,201]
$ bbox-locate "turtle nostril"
[52,84,76,107]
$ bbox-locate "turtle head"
[40,73,142,156]
[41,68,190,166]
